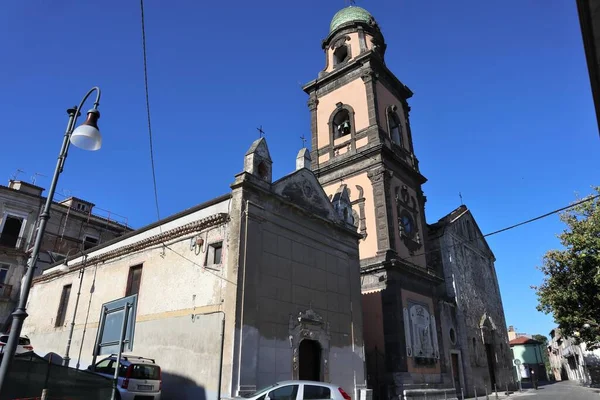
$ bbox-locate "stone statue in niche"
[350,185,368,240]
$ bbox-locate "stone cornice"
[34,213,230,283]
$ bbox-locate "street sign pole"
[111,302,131,400]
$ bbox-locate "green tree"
[535,187,600,349]
[532,334,551,376]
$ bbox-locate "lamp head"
[71,109,102,151]
[58,260,70,273]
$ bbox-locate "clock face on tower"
[401,215,413,235]
[399,211,415,238]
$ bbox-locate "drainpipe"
[235,200,250,395]
[63,254,88,367]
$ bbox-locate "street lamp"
[0,87,103,391]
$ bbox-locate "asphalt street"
[474,381,600,400]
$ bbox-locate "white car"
[240,381,352,400]
[0,334,33,354]
[89,354,161,400]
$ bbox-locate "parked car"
[88,354,161,400]
[0,333,33,354]
[240,380,352,400]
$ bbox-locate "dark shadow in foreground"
[161,371,208,400]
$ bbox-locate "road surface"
[506,381,599,399]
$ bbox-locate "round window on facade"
[449,328,457,345]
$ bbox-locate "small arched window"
[387,106,403,147]
[332,109,351,139]
[333,45,349,66]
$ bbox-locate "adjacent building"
[509,336,547,382]
[576,0,600,136]
[0,180,131,325]
[427,206,513,397]
[23,140,367,400]
[548,328,600,386]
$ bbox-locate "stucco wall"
[23,200,230,400]
[315,78,369,149]
[322,173,377,259]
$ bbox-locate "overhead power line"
[140,0,161,223]
[397,193,600,264]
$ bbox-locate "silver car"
[89,354,161,400]
[240,380,353,400]
[0,333,34,355]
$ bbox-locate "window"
[0,264,9,283]
[95,359,115,375]
[303,385,331,400]
[269,385,299,400]
[206,242,223,266]
[449,328,457,345]
[332,109,351,139]
[0,215,24,248]
[130,364,161,380]
[126,265,143,296]
[333,45,349,66]
[388,111,403,147]
[55,284,72,327]
[83,235,99,250]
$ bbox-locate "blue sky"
[0,1,598,339]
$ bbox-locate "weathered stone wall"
[436,214,514,397]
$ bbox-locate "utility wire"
[138,1,234,286]
[140,0,161,223]
[396,193,600,265]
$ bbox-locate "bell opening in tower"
[333,109,351,139]
[333,45,349,66]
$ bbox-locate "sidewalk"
[462,388,533,400]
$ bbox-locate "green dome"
[329,6,374,33]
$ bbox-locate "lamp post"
[0,87,103,391]
[60,250,88,367]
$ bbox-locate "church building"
[23,140,366,400]
[18,5,515,400]
[303,6,512,400]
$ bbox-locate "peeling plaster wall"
[23,200,230,400]
[231,179,366,397]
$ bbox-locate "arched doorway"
[299,339,321,381]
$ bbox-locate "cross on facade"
[300,134,307,148]
[257,125,265,138]
[459,192,464,205]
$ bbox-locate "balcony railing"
[0,284,13,300]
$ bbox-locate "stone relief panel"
[404,301,440,366]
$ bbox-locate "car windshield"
[244,384,278,398]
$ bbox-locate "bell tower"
[303,6,452,399]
